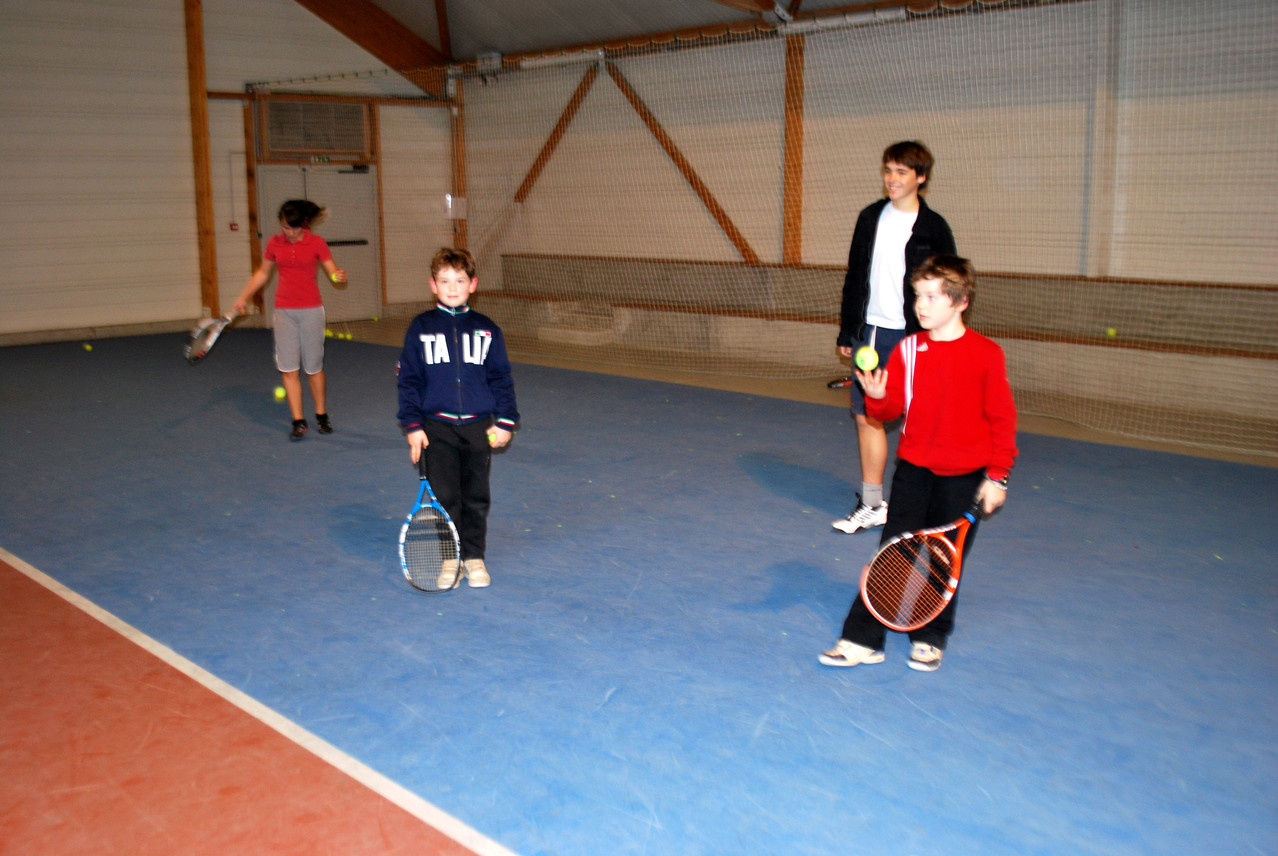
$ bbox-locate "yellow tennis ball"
[854,346,879,372]
[330,272,341,282]
[82,343,93,351]
[274,386,286,400]
[487,432,498,443]
[1106,327,1117,338]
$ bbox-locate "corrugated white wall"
[379,105,454,306]
[0,0,440,338]
[0,0,197,335]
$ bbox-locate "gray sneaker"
[908,642,943,672]
[832,501,888,534]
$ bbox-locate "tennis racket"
[397,455,462,592]
[860,504,981,632]
[184,315,236,365]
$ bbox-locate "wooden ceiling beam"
[291,0,449,92]
[707,0,776,13]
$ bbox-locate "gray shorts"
[273,306,326,374]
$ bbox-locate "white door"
[257,164,380,323]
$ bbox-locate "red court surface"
[0,556,488,856]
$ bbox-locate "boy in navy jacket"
[397,248,519,588]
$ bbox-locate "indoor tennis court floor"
[1,331,1275,856]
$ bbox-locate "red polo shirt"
[265,230,332,309]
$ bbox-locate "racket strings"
[863,538,955,629]
[403,507,460,590]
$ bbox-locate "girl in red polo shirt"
[234,200,346,440]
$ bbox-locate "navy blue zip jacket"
[397,304,519,433]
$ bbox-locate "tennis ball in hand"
[487,432,499,444]
[273,386,286,400]
[854,346,879,372]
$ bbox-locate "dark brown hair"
[881,141,935,182]
[431,247,477,280]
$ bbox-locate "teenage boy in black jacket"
[833,141,956,536]
[398,248,519,589]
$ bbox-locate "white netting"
[388,0,1278,456]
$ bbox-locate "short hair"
[881,141,935,182]
[431,247,476,280]
[911,254,975,310]
[278,199,325,228]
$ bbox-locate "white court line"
[1,546,521,856]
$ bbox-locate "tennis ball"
[82,343,93,351]
[273,386,286,400]
[854,346,879,372]
[325,328,333,337]
[487,432,498,443]
[1106,327,1117,338]
[330,272,341,282]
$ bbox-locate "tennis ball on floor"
[273,386,286,400]
[854,346,879,372]
[1106,327,1117,338]
[82,343,93,351]
[325,328,333,337]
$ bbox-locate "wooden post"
[782,34,806,266]
[240,99,263,313]
[184,0,219,315]
[450,78,468,248]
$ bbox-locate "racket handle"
[417,454,429,479]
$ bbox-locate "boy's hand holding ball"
[487,427,510,448]
[855,365,888,399]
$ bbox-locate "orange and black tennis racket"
[860,505,981,632]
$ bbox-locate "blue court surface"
[1,331,1275,856]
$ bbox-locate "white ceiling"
[369,0,869,62]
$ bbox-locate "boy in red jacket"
[820,255,1017,672]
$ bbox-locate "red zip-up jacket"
[866,329,1017,482]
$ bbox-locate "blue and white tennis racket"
[398,455,462,592]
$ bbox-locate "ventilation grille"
[263,101,368,158]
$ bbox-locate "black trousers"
[423,420,493,561]
[840,460,985,650]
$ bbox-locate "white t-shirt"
[865,204,918,330]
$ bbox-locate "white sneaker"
[818,639,886,667]
[832,500,888,534]
[437,559,460,589]
[908,642,943,672]
[464,558,490,588]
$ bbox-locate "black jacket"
[397,304,519,433]
[836,197,955,347]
